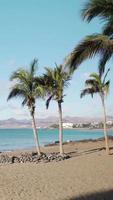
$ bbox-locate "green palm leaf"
[41,64,71,106]
[81,88,95,98]
[8,59,44,114]
[81,70,110,99]
[66,34,113,72]
[81,0,113,22]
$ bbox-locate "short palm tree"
[42,64,71,155]
[81,68,110,155]
[7,59,44,155]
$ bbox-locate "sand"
[0,140,113,200]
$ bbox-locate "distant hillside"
[0,116,113,128]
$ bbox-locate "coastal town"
[1,0,113,199]
[0,117,113,129]
[51,121,113,129]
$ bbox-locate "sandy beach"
[0,140,113,200]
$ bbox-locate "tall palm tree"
[7,59,44,155]
[66,0,113,75]
[41,64,71,155]
[81,68,110,155]
[81,0,113,37]
[66,33,113,76]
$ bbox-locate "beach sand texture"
[0,141,113,200]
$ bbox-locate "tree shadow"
[67,146,113,158]
[68,189,113,200]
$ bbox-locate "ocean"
[0,128,113,152]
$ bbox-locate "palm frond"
[89,73,101,84]
[81,69,110,100]
[80,88,95,98]
[46,95,53,109]
[35,86,46,99]
[85,79,99,87]
[66,34,113,71]
[7,87,26,101]
[30,58,38,77]
[10,69,30,85]
[103,17,113,36]
[103,68,110,84]
[98,49,113,76]
[22,98,28,106]
[103,80,110,95]
[43,64,71,105]
[8,59,44,113]
[81,0,113,22]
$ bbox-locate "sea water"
[0,128,113,152]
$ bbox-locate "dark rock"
[0,152,71,165]
[55,141,59,144]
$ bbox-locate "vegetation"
[62,0,113,155]
[50,124,59,129]
[66,34,113,75]
[81,0,113,36]
[81,69,110,154]
[66,0,113,75]
[40,64,71,155]
[5,0,113,156]
[7,59,44,155]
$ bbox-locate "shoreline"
[0,141,113,200]
[1,135,113,154]
[0,139,113,199]
[0,129,113,153]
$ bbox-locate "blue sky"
[0,0,113,120]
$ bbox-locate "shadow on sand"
[68,146,113,158]
[68,189,113,200]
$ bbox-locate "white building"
[75,123,84,128]
[106,121,113,125]
[63,123,73,129]
[90,122,99,127]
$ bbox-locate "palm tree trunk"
[101,95,110,155]
[58,102,64,155]
[31,114,41,155]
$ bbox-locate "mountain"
[0,116,113,128]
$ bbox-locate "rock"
[0,151,71,165]
[55,141,59,144]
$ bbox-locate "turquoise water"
[0,128,113,152]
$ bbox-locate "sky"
[0,0,113,120]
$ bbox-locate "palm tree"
[66,0,113,75]
[81,0,113,37]
[41,64,71,155]
[66,33,113,76]
[7,59,44,155]
[81,68,110,155]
